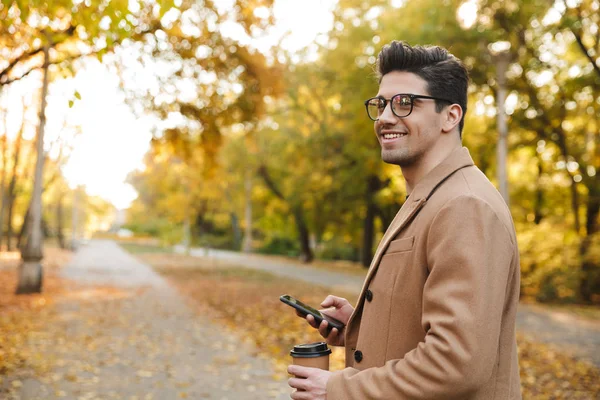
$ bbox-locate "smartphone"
[280,294,345,332]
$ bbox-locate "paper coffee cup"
[290,342,332,371]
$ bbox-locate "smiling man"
[287,41,522,399]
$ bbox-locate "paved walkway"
[8,240,290,400]
[176,246,600,368]
[174,246,365,294]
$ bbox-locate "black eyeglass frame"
[364,93,453,121]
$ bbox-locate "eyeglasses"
[364,93,453,121]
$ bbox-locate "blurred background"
[1,0,599,305]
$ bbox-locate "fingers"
[288,366,330,399]
[287,366,314,399]
[307,315,336,342]
[320,323,341,344]
[320,295,336,308]
[305,314,319,329]
[287,365,311,378]
[321,295,348,309]
[290,389,310,400]
[288,377,308,391]
[317,319,331,338]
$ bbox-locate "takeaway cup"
[290,342,331,371]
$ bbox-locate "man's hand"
[288,365,332,400]
[298,295,354,347]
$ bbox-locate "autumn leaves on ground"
[0,247,141,398]
[1,245,599,399]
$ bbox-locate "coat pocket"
[386,236,414,254]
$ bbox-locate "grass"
[117,242,173,254]
[120,241,369,278]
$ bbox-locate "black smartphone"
[280,294,345,332]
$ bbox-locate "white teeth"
[383,133,406,139]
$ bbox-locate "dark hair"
[376,41,469,134]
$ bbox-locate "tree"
[476,0,600,301]
[16,41,49,294]
[113,0,282,169]
[2,0,175,293]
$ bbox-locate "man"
[287,41,522,399]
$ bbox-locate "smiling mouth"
[382,132,407,139]
[380,131,408,143]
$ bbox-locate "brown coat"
[327,147,521,399]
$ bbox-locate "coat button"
[365,289,373,302]
[354,350,363,363]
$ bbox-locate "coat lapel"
[346,147,476,332]
[345,197,426,335]
[360,197,427,293]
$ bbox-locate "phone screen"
[283,295,323,317]
[280,294,345,331]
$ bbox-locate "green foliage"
[256,235,300,257]
[0,0,175,86]
[518,221,582,302]
[123,217,173,239]
[192,233,239,251]
[316,240,360,262]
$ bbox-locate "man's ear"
[441,104,463,133]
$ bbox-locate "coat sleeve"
[326,195,516,400]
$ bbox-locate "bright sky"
[59,61,155,209]
[54,0,337,210]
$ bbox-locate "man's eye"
[396,96,411,106]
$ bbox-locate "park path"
[176,246,600,368]
[8,240,290,400]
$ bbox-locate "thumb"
[321,295,342,309]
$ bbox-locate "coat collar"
[410,146,475,202]
[351,147,475,319]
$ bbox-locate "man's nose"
[378,102,398,124]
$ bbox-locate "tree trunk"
[241,172,253,253]
[494,50,511,207]
[257,164,313,262]
[16,43,49,294]
[569,174,581,234]
[0,128,7,251]
[16,203,29,251]
[41,216,50,238]
[56,196,66,249]
[291,205,313,263]
[534,155,544,225]
[5,115,25,251]
[361,202,376,268]
[7,193,17,251]
[230,212,241,250]
[579,181,600,303]
[361,175,380,268]
[377,204,395,234]
[183,214,191,255]
[0,191,5,252]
